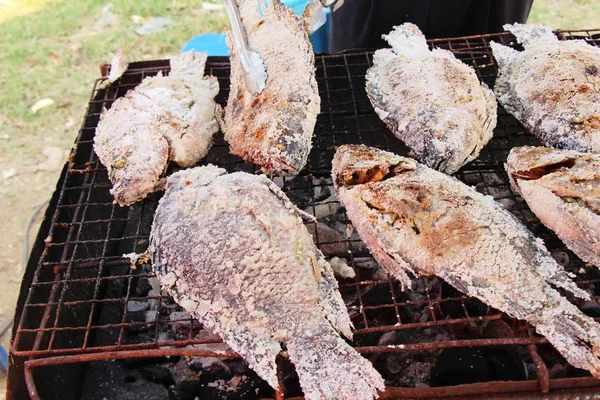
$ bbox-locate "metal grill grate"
[12,30,600,398]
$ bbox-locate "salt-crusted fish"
[506,146,600,267]
[149,165,384,400]
[492,23,600,152]
[333,144,600,377]
[221,0,321,175]
[94,51,220,206]
[365,23,497,174]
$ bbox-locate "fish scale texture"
[332,144,600,378]
[492,23,600,153]
[506,146,600,267]
[221,0,320,175]
[149,165,384,400]
[365,23,497,174]
[94,51,220,206]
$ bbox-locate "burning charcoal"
[551,251,570,267]
[280,175,312,209]
[430,347,527,386]
[305,195,342,219]
[306,222,350,256]
[189,357,231,377]
[580,300,600,318]
[169,311,201,332]
[124,310,148,333]
[145,310,158,323]
[81,360,170,400]
[548,363,569,379]
[139,365,173,385]
[127,300,150,313]
[134,277,153,296]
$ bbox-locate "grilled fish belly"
[94,51,220,206]
[149,165,384,400]
[221,0,320,176]
[333,144,600,377]
[492,23,600,152]
[365,23,497,174]
[507,146,600,267]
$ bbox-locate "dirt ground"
[1,0,600,397]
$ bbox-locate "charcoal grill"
[7,30,600,400]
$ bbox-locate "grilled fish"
[149,165,384,399]
[491,23,600,152]
[94,51,220,206]
[506,146,600,267]
[333,144,600,377]
[365,23,497,174]
[221,0,320,175]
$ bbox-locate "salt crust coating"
[149,165,384,400]
[365,23,497,174]
[333,144,600,378]
[506,146,600,267]
[221,0,320,175]
[94,51,220,206]
[492,23,600,153]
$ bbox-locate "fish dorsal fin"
[504,23,557,48]
[490,41,520,71]
[383,23,429,55]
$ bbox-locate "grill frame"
[9,29,600,399]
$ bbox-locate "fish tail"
[169,51,208,76]
[535,298,600,378]
[503,23,557,47]
[287,325,384,400]
[383,23,429,54]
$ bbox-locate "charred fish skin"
[491,23,600,153]
[149,165,384,400]
[506,146,600,267]
[333,144,600,378]
[365,23,497,174]
[222,0,320,176]
[94,51,220,206]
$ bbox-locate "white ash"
[329,257,356,279]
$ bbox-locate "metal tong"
[303,0,344,34]
[223,0,267,94]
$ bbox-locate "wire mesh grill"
[12,30,600,397]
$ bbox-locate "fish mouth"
[333,145,417,189]
[341,166,387,186]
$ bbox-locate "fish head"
[332,144,416,190]
[506,146,578,185]
[252,106,313,175]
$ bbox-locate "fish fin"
[219,327,282,389]
[302,1,327,35]
[490,41,520,109]
[169,51,208,76]
[503,23,557,47]
[314,254,354,339]
[261,176,316,221]
[383,23,429,54]
[337,187,415,290]
[287,326,384,400]
[535,298,600,378]
[490,41,520,72]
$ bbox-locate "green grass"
[0,0,228,154]
[529,0,600,30]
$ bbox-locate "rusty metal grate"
[11,30,600,399]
